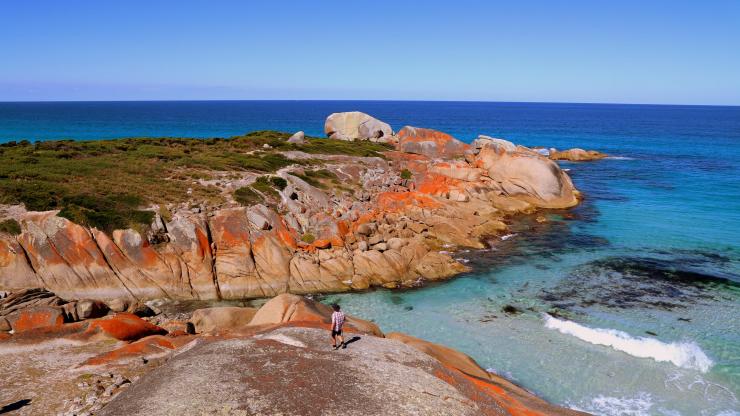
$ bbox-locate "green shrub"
[233,186,263,206]
[301,233,315,243]
[400,169,413,180]
[270,176,288,190]
[252,176,280,199]
[57,193,154,233]
[294,169,338,189]
[0,219,21,235]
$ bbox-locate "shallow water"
[2,101,739,415]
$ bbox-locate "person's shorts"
[331,329,343,336]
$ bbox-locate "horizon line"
[0,98,738,108]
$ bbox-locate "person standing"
[330,304,345,350]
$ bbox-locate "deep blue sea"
[1,101,739,415]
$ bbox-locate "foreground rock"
[324,111,393,142]
[549,148,608,161]
[99,326,585,416]
[0,293,585,415]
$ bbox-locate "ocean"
[1,101,739,415]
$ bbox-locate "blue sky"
[1,1,738,104]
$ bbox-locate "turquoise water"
[1,101,739,415]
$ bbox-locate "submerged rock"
[549,148,608,161]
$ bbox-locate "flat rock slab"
[99,327,504,416]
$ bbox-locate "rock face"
[0,116,583,303]
[189,306,258,333]
[397,126,469,159]
[98,326,586,416]
[549,148,608,161]
[324,111,393,142]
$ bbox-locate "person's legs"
[331,331,337,348]
[337,332,344,347]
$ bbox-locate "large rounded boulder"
[474,146,579,208]
[324,111,393,142]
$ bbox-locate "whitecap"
[543,315,713,372]
[605,156,635,160]
[500,233,517,241]
[568,392,656,416]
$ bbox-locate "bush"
[400,169,413,180]
[301,233,315,243]
[57,193,154,233]
[270,176,288,190]
[0,219,21,235]
[234,186,263,206]
[294,169,338,189]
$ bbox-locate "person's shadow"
[0,399,31,414]
[342,336,361,349]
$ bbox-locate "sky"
[1,0,739,105]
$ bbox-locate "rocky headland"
[0,112,586,305]
[0,111,606,415]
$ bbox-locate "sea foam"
[543,315,713,372]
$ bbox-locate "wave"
[605,156,635,160]
[567,392,656,416]
[500,233,517,241]
[543,315,713,372]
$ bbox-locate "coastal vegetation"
[0,133,391,232]
[0,218,22,235]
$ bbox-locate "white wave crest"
[605,156,635,160]
[500,233,517,241]
[543,315,713,372]
[568,392,656,416]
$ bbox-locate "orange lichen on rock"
[459,372,549,416]
[397,126,470,159]
[82,335,176,366]
[84,313,167,341]
[8,307,65,332]
[276,224,299,249]
[377,191,441,212]
[311,239,332,249]
[415,172,461,196]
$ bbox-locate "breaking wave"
[543,315,713,372]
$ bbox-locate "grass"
[400,168,413,180]
[301,233,316,243]
[294,169,338,189]
[233,187,263,206]
[0,219,21,235]
[0,132,391,232]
